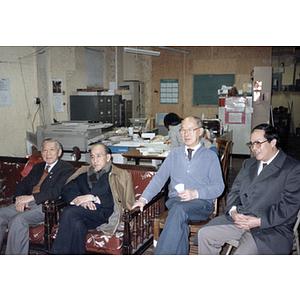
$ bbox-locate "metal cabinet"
[70,95,129,127]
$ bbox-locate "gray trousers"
[198,224,258,255]
[0,202,44,255]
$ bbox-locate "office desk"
[122,148,167,167]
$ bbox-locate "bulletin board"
[193,74,235,105]
[160,79,179,104]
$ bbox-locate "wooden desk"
[122,148,167,166]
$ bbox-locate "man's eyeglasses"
[179,127,200,134]
[246,140,268,149]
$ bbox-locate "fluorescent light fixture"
[155,46,190,54]
[124,47,161,56]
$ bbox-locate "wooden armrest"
[42,198,67,213]
[42,198,68,253]
[50,198,67,210]
[43,198,67,208]
[123,191,166,223]
[122,184,168,255]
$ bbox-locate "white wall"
[122,48,153,118]
[0,46,88,156]
[0,46,38,156]
[0,46,155,157]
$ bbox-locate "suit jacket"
[61,164,135,234]
[206,149,300,254]
[13,159,75,205]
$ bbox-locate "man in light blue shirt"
[132,116,224,254]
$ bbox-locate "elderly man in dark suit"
[50,143,135,255]
[197,123,300,255]
[0,138,75,254]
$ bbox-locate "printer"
[36,122,113,152]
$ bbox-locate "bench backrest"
[0,156,156,201]
[0,156,88,198]
[126,169,156,201]
[0,157,27,198]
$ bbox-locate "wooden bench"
[0,156,167,254]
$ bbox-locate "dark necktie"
[32,165,50,194]
[187,148,194,161]
[259,163,267,176]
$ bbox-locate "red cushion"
[51,225,123,255]
[85,230,123,255]
[3,223,44,245]
[127,170,155,201]
[29,224,44,244]
[21,155,43,178]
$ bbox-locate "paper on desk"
[113,140,145,147]
[157,150,171,157]
[142,143,171,150]
[136,147,161,155]
[136,147,171,157]
[114,140,172,149]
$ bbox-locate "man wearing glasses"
[197,123,300,255]
[132,116,224,254]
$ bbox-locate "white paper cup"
[175,183,184,192]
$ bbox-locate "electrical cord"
[32,104,41,133]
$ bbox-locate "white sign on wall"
[0,78,12,107]
[52,78,63,112]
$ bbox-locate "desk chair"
[225,209,300,255]
[153,138,232,255]
[153,199,218,255]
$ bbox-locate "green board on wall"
[193,74,235,105]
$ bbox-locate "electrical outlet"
[34,97,41,105]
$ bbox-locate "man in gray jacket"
[197,123,300,255]
[133,116,224,254]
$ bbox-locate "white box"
[112,153,128,164]
[151,159,163,167]
[141,132,155,139]
[218,89,229,95]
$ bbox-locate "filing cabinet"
[70,95,130,127]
